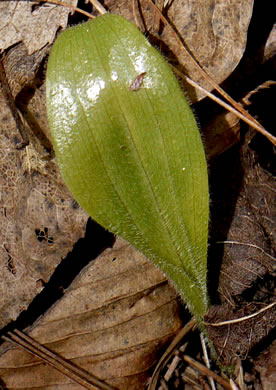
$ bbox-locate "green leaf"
[46,14,209,321]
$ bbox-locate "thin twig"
[2,330,117,390]
[148,317,196,390]
[200,333,216,390]
[132,0,140,29]
[159,378,169,390]
[230,379,240,390]
[163,355,181,382]
[205,301,276,327]
[182,355,231,389]
[184,74,274,141]
[88,0,107,14]
[216,241,276,262]
[181,372,204,390]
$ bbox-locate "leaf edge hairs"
[46,13,209,323]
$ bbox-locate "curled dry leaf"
[0,0,78,54]
[104,0,254,101]
[0,88,88,329]
[0,238,182,389]
[2,42,53,147]
[203,111,240,158]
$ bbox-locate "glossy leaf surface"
[46,14,209,320]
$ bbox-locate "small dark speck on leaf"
[129,72,146,91]
[71,199,79,209]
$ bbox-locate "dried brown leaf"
[0,238,182,389]
[0,88,88,329]
[165,0,254,101]
[204,111,240,158]
[0,0,78,54]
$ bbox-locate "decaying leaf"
[0,0,78,54]
[0,88,88,329]
[0,238,181,389]
[205,121,276,364]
